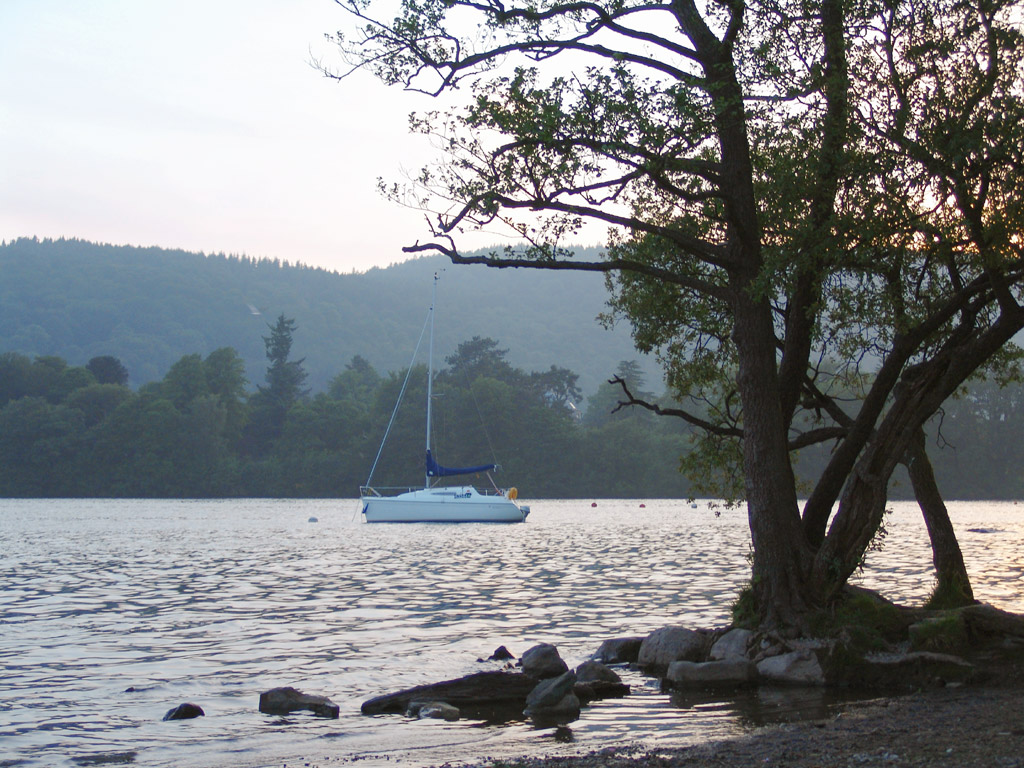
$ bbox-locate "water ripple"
[1,498,1022,768]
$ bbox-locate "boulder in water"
[407,700,461,721]
[638,626,710,673]
[488,645,515,661]
[592,636,644,664]
[361,671,537,720]
[163,703,205,721]
[259,687,340,718]
[520,643,569,679]
[524,670,580,723]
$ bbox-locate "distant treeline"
[2,321,1022,499]
[0,319,695,498]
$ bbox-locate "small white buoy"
[308,516,319,523]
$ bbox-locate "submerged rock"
[407,700,461,721]
[664,659,758,688]
[162,703,204,721]
[259,687,340,718]
[528,692,581,725]
[361,671,537,719]
[525,670,577,711]
[525,670,580,723]
[593,636,644,664]
[757,649,826,686]
[575,660,622,684]
[573,660,630,702]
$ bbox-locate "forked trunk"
[811,434,900,599]
[906,428,975,607]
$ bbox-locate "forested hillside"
[2,237,1023,500]
[0,237,654,399]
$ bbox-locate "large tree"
[329,0,1024,627]
[245,315,309,453]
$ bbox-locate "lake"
[2,498,1023,768]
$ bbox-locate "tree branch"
[403,239,732,300]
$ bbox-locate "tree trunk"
[905,428,975,607]
[811,452,892,601]
[810,390,918,598]
[676,0,817,630]
[731,286,814,628]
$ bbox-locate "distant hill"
[0,237,659,400]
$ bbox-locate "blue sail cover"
[426,450,496,478]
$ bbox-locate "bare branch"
[609,375,743,436]
[403,239,732,299]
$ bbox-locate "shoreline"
[440,684,1024,768]
[278,674,1024,768]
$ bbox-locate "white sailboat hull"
[361,486,529,523]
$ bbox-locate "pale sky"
[0,0,492,273]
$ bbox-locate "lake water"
[2,498,1023,768]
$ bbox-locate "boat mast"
[425,272,438,489]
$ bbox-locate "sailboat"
[359,274,530,523]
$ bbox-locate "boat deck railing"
[360,485,415,498]
[360,485,512,499]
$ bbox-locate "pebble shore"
[444,686,1024,768]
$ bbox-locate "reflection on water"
[1,498,1022,768]
[668,685,883,728]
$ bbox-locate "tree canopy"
[329,0,1024,627]
[0,345,694,498]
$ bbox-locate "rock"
[593,637,644,664]
[573,679,631,703]
[259,687,340,718]
[574,659,629,701]
[637,626,709,673]
[664,659,758,688]
[520,643,569,679]
[909,615,969,654]
[575,660,621,684]
[525,670,578,712]
[757,649,826,686]
[709,628,753,661]
[361,671,537,719]
[525,671,581,724]
[527,692,581,725]
[488,645,515,661]
[408,700,461,721]
[162,703,204,720]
